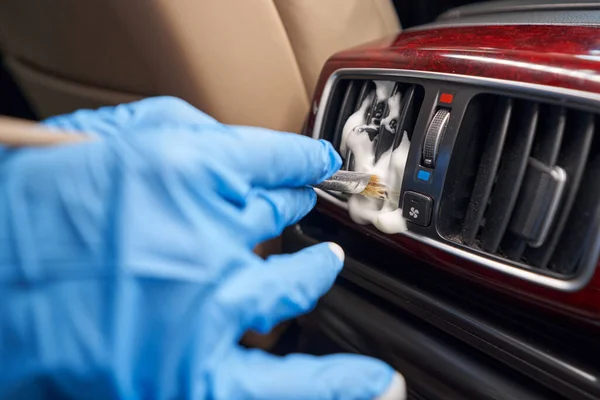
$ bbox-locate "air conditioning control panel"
[312,70,600,290]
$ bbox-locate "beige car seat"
[0,0,400,133]
[0,0,400,350]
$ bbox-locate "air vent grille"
[439,94,600,276]
[319,79,424,187]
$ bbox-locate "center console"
[283,2,600,399]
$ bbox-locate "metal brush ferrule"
[313,171,371,195]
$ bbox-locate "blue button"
[417,170,431,181]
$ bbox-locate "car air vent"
[439,94,600,276]
[318,78,424,200]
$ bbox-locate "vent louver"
[319,79,424,183]
[439,94,600,276]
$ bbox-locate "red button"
[440,93,454,104]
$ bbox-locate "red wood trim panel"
[305,25,600,323]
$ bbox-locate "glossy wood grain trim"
[304,25,600,322]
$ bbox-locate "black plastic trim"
[331,80,360,150]
[462,97,512,246]
[437,0,600,21]
[525,113,595,270]
[531,105,566,166]
[313,306,471,400]
[283,223,600,399]
[482,101,539,253]
[319,286,553,400]
[408,11,600,32]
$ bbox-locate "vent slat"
[501,106,566,261]
[482,102,539,252]
[525,112,595,269]
[550,128,600,274]
[394,85,417,149]
[344,81,373,171]
[438,98,491,238]
[332,81,361,150]
[371,81,393,128]
[531,105,566,165]
[462,98,513,246]
[357,81,371,109]
[374,84,400,163]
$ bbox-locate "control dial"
[422,108,450,168]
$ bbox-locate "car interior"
[2,1,600,399]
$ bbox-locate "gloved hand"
[0,97,405,400]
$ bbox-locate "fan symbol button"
[409,207,419,218]
[402,192,432,227]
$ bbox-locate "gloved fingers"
[213,242,344,337]
[211,348,405,400]
[41,96,217,137]
[239,187,316,246]
[225,125,342,189]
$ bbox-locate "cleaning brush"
[313,170,390,200]
[0,117,393,201]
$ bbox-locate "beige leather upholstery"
[0,0,400,350]
[274,0,400,99]
[0,0,399,132]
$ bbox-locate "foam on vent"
[322,79,422,234]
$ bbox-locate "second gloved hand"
[0,97,405,400]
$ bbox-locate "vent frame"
[310,67,600,292]
[314,76,425,203]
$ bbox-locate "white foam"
[341,83,410,235]
[375,81,395,104]
[340,94,373,158]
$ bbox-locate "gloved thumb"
[211,348,406,400]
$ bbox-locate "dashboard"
[283,5,600,400]
[307,24,600,321]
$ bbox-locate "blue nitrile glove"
[0,97,405,400]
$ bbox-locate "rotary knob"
[422,108,450,168]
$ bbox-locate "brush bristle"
[359,175,388,200]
